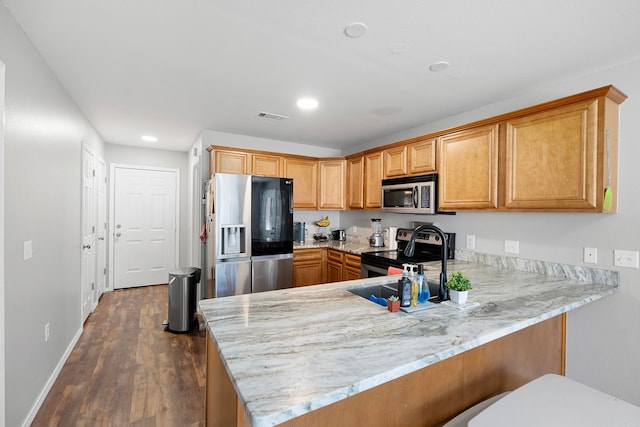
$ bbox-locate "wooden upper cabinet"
[318,159,347,210]
[252,153,282,177]
[346,155,364,209]
[364,151,383,209]
[383,146,408,178]
[408,138,436,174]
[504,98,614,212]
[284,157,318,209]
[212,149,250,175]
[438,124,500,211]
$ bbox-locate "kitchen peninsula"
[199,254,618,427]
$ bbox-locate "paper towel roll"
[388,226,398,250]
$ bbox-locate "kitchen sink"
[348,281,441,303]
[348,284,398,300]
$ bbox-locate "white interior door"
[113,166,178,289]
[95,158,107,303]
[81,147,96,322]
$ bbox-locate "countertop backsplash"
[455,249,619,286]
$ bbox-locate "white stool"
[469,374,640,426]
[443,392,510,427]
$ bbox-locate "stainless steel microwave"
[381,174,437,214]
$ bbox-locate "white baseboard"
[21,326,83,427]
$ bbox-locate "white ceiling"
[3,0,640,152]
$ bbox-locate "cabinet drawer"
[327,249,344,263]
[294,249,324,263]
[344,254,361,269]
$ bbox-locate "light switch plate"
[504,240,519,254]
[614,250,639,268]
[466,235,476,250]
[24,240,33,260]
[583,247,597,264]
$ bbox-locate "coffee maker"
[369,218,384,247]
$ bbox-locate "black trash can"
[166,267,201,333]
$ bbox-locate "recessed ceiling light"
[344,22,367,38]
[141,135,158,142]
[429,61,450,72]
[297,97,319,110]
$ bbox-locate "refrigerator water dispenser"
[221,225,246,255]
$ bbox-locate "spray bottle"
[398,264,412,307]
[417,264,429,303]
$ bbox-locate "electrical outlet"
[504,240,519,254]
[466,235,476,250]
[45,323,50,342]
[24,240,33,261]
[614,250,639,268]
[583,247,597,264]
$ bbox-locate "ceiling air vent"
[257,111,289,121]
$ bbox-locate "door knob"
[83,244,91,249]
[115,232,121,237]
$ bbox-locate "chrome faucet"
[403,224,449,302]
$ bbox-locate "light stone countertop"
[293,237,374,255]
[199,255,619,427]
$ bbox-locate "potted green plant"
[387,295,400,312]
[445,272,472,305]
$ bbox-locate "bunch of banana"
[315,216,330,227]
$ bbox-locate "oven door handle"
[412,186,418,208]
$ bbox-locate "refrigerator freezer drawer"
[214,258,251,297]
[252,254,293,293]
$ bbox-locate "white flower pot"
[449,290,468,305]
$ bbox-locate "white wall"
[343,58,640,406]
[104,143,190,267]
[0,7,106,426]
[202,129,342,158]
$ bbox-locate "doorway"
[110,165,179,289]
[81,146,96,322]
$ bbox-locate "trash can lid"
[169,266,201,277]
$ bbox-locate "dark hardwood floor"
[32,284,206,427]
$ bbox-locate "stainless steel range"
[360,227,455,279]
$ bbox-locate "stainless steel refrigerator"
[204,173,293,298]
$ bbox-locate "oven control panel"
[396,228,451,245]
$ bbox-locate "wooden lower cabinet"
[343,254,361,280]
[326,249,343,283]
[326,249,361,283]
[293,249,326,286]
[206,314,566,427]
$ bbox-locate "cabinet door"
[293,262,325,287]
[213,150,250,175]
[343,254,361,281]
[364,151,383,209]
[438,124,499,210]
[347,155,364,209]
[318,159,346,210]
[293,249,325,287]
[408,139,436,175]
[504,99,599,210]
[252,154,282,177]
[284,157,318,209]
[327,249,344,284]
[383,146,408,178]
